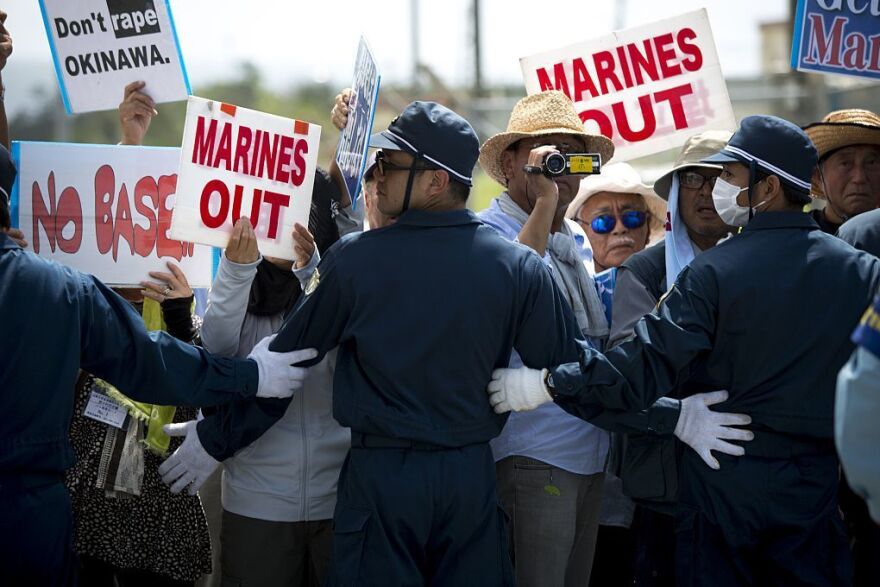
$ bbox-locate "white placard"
[39,0,190,114]
[170,96,322,261]
[520,9,736,161]
[11,141,215,287]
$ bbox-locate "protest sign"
[170,96,322,261]
[335,36,381,208]
[38,0,191,114]
[10,141,215,286]
[520,9,735,161]
[791,0,880,81]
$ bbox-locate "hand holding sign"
[119,81,158,146]
[292,223,315,269]
[0,10,12,71]
[141,261,192,303]
[331,88,352,131]
[224,218,259,265]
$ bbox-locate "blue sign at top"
[335,37,381,209]
[791,0,880,81]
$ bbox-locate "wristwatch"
[543,368,558,400]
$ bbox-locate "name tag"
[84,391,128,429]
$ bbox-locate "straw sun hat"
[803,109,880,197]
[478,91,615,186]
[566,162,667,244]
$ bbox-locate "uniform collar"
[0,231,19,251]
[395,208,482,228]
[742,211,819,233]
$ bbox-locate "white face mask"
[711,177,771,227]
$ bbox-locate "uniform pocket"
[330,505,372,586]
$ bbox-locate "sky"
[4,0,790,116]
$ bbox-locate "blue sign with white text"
[335,37,381,209]
[791,0,880,81]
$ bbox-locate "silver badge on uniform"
[305,268,321,295]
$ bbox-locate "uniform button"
[566,384,573,390]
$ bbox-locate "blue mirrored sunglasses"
[588,210,647,234]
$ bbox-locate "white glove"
[247,334,318,399]
[674,390,753,470]
[487,367,553,413]
[158,421,220,495]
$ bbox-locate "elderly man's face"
[819,145,880,218]
[503,133,586,211]
[677,168,730,245]
[576,192,650,272]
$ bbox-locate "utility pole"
[473,0,483,97]
[411,0,420,93]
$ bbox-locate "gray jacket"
[200,255,349,522]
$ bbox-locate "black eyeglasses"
[679,171,718,190]
[582,210,648,234]
[375,151,438,176]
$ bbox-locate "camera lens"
[544,153,566,175]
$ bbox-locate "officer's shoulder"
[474,223,545,263]
[9,249,92,298]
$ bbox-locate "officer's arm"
[512,255,586,374]
[551,265,717,415]
[79,275,258,406]
[586,267,683,434]
[196,244,351,460]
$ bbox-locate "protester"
[66,264,212,587]
[568,162,665,273]
[476,90,614,587]
[61,89,213,586]
[489,115,880,586]
[803,109,880,233]
[605,131,733,587]
[191,172,346,587]
[559,162,663,587]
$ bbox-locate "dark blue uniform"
[550,212,880,586]
[0,233,259,586]
[197,208,584,585]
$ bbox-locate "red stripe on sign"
[294,120,310,135]
[220,103,237,116]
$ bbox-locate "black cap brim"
[369,131,409,152]
[701,149,744,165]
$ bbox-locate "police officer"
[161,102,587,585]
[488,116,880,586]
[0,143,315,586]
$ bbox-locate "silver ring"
[163,286,172,296]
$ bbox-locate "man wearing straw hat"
[477,90,615,587]
[803,109,880,234]
[488,115,880,585]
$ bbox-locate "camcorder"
[541,153,602,177]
